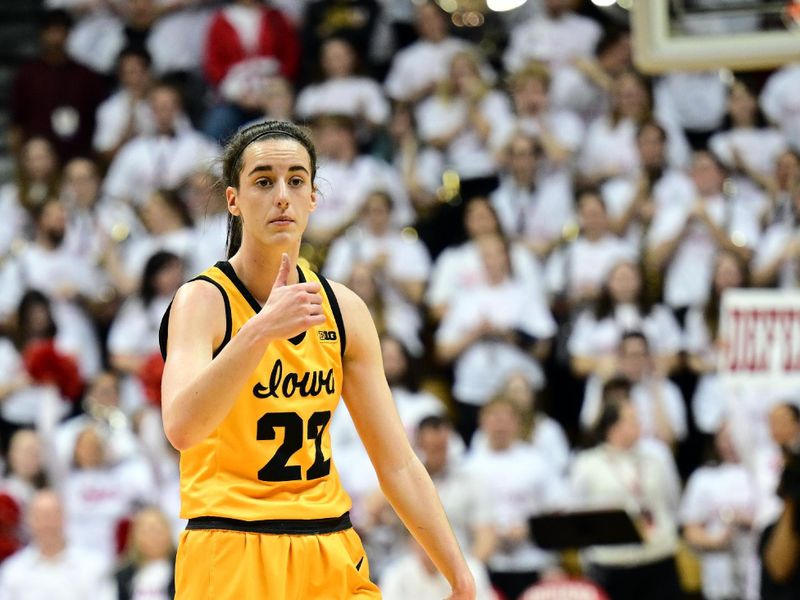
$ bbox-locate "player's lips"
[269,216,294,225]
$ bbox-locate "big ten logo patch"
[318,330,338,343]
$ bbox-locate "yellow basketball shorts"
[175,518,382,599]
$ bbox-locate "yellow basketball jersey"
[160,261,352,522]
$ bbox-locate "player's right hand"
[255,253,326,341]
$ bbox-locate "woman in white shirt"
[681,423,760,600]
[415,50,513,195]
[569,259,682,377]
[108,251,184,413]
[709,80,788,196]
[114,506,176,600]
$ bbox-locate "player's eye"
[255,178,273,187]
[289,176,305,186]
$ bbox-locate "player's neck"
[230,242,300,304]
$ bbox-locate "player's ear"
[226,186,240,217]
[309,185,317,213]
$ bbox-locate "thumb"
[273,253,290,288]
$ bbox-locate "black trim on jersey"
[216,260,307,345]
[185,512,352,535]
[317,274,346,358]
[158,275,233,360]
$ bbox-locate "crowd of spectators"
[2,0,800,598]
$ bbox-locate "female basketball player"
[159,120,475,599]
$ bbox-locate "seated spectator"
[415,416,493,561]
[324,190,431,307]
[92,46,156,165]
[601,121,695,248]
[121,191,194,289]
[494,62,584,170]
[38,406,157,571]
[380,336,449,438]
[299,0,383,85]
[548,27,632,126]
[0,137,61,257]
[108,251,184,412]
[9,9,107,162]
[570,395,682,600]
[427,197,547,321]
[709,80,788,199]
[489,133,574,259]
[296,37,390,132]
[0,490,114,599]
[545,190,636,308]
[381,535,496,600]
[568,259,682,377]
[760,149,800,224]
[463,398,564,600]
[346,263,424,357]
[470,373,571,475]
[14,199,107,378]
[681,423,760,600]
[654,70,727,151]
[202,0,299,141]
[309,115,413,248]
[581,332,687,447]
[760,62,800,153]
[580,71,689,187]
[385,101,444,219]
[415,50,513,198]
[502,0,601,78]
[384,1,473,104]
[114,506,176,600]
[436,234,556,444]
[646,151,760,315]
[104,81,219,206]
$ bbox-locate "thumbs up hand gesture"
[256,253,326,342]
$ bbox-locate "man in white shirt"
[384,2,474,103]
[463,398,564,600]
[646,151,760,312]
[0,489,114,600]
[489,133,574,259]
[503,0,601,76]
[103,81,220,206]
[92,46,155,163]
[580,332,687,446]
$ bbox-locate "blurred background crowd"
[0,0,799,598]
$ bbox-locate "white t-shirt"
[709,127,788,178]
[470,416,571,475]
[568,304,683,359]
[311,155,413,238]
[647,194,760,308]
[503,12,601,73]
[92,90,155,153]
[490,172,574,246]
[581,376,688,442]
[752,221,799,288]
[491,109,585,156]
[760,63,800,152]
[415,90,514,179]
[463,441,563,572]
[129,559,173,600]
[436,279,557,405]
[426,240,548,311]
[545,234,637,300]
[0,183,32,257]
[654,72,727,132]
[296,77,391,125]
[0,545,115,600]
[384,38,472,101]
[680,463,760,600]
[104,130,220,205]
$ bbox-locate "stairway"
[0,0,44,182]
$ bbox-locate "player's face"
[228,139,317,249]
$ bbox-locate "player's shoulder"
[172,277,227,314]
